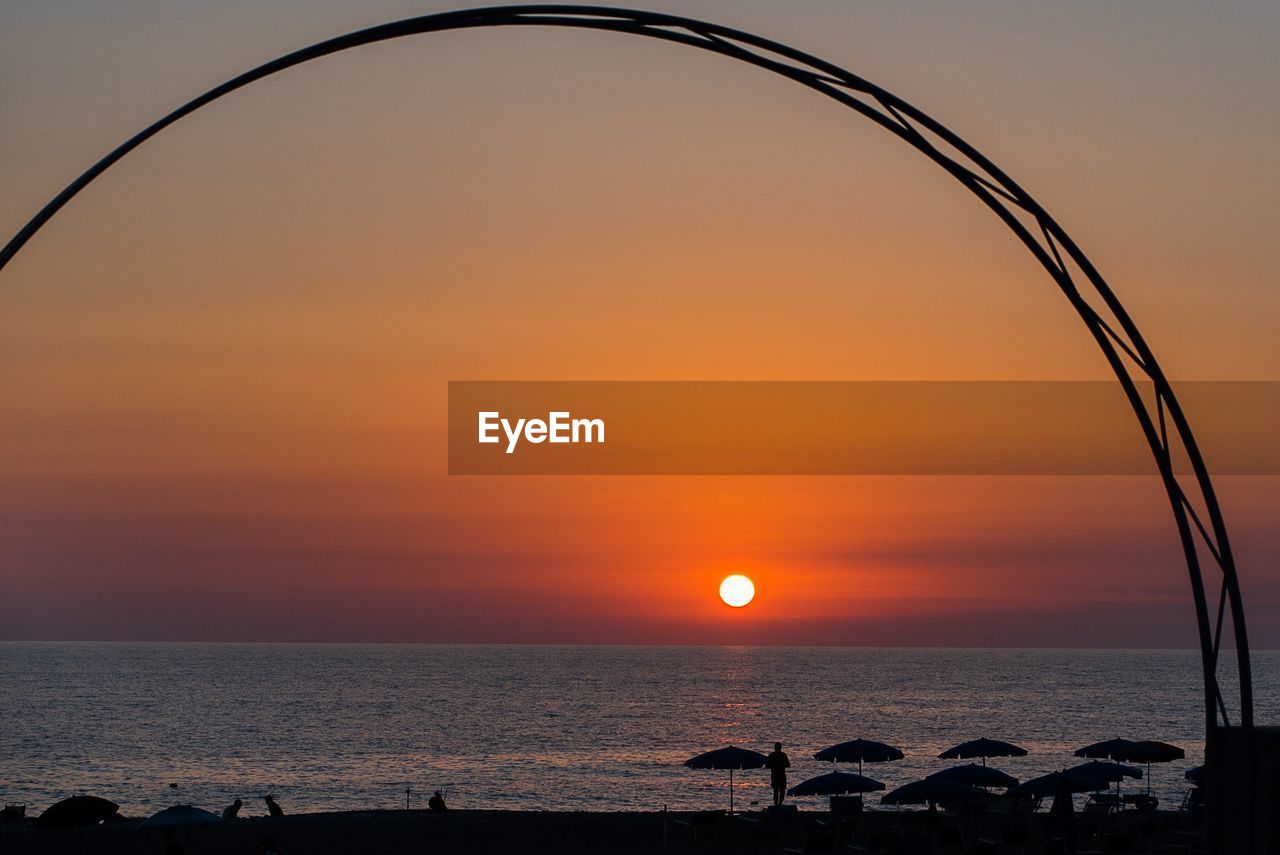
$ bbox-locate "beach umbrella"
[1009,770,1112,800]
[136,805,222,831]
[1067,760,1142,791]
[928,763,1018,789]
[1074,738,1157,763]
[814,739,904,774]
[36,796,120,829]
[787,770,885,797]
[938,738,1027,766]
[1076,737,1178,795]
[684,745,767,814]
[1185,764,1204,784]
[1137,740,1185,795]
[881,778,985,806]
[1138,741,1185,763]
[1068,760,1142,781]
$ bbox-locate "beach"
[0,807,1206,855]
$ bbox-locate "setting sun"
[718,575,755,608]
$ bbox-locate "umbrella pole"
[730,768,734,814]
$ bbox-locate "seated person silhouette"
[428,790,447,812]
[264,795,284,817]
[222,798,242,820]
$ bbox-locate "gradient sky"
[2,0,1278,645]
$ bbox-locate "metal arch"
[0,5,1252,734]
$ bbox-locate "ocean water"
[1,644,1275,817]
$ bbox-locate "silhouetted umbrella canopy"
[1010,770,1111,799]
[1075,738,1160,763]
[938,738,1027,764]
[36,796,119,829]
[928,763,1018,789]
[882,779,985,806]
[1068,761,1143,784]
[1131,739,1184,795]
[788,771,885,797]
[1185,764,1204,783]
[684,745,768,813]
[684,746,768,771]
[137,805,221,830]
[1138,740,1185,763]
[814,739,904,773]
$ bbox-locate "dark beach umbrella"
[1138,741,1185,763]
[882,778,985,806]
[1068,760,1143,781]
[684,745,768,813]
[36,796,120,829]
[788,770,885,798]
[1068,760,1142,794]
[1185,764,1204,784]
[1074,738,1157,763]
[1137,740,1185,795]
[137,805,222,831]
[938,738,1028,766]
[1076,737,1180,794]
[928,763,1018,789]
[1009,770,1112,800]
[814,739,904,774]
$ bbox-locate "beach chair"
[673,809,723,841]
[784,828,837,854]
[1012,797,1041,816]
[865,826,903,855]
[0,805,26,841]
[1102,831,1137,854]
[899,827,935,855]
[1085,793,1121,815]
[829,795,863,825]
[1122,793,1158,812]
[995,823,1031,855]
[987,796,1040,819]
[935,822,965,854]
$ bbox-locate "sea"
[2,644,1275,817]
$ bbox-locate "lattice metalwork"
[0,5,1252,735]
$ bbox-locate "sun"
[719,575,755,608]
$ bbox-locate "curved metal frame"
[0,5,1251,735]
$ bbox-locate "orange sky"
[1,1,1278,644]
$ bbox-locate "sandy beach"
[1,807,1204,854]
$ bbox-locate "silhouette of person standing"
[264,795,284,817]
[766,742,791,807]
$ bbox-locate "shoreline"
[2,807,1202,854]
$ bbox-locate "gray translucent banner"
[447,381,1278,475]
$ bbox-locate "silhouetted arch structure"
[0,6,1252,735]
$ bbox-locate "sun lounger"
[1084,793,1122,816]
[673,809,723,841]
[1122,793,1158,812]
[784,828,836,854]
